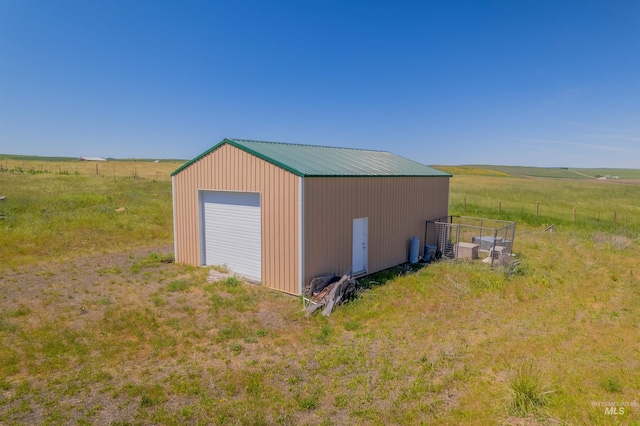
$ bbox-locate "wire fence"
[456,196,625,226]
[0,159,181,181]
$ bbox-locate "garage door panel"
[202,191,261,281]
[203,191,260,207]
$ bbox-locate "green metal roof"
[171,138,451,178]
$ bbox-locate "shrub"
[599,376,622,393]
[225,276,241,287]
[166,280,190,292]
[509,362,553,416]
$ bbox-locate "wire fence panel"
[426,216,516,268]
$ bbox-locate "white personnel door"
[352,217,368,275]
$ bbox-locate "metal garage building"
[171,138,450,295]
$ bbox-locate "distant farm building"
[171,138,451,295]
[78,157,107,162]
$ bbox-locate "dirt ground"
[1,245,175,325]
[0,246,304,425]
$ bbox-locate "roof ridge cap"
[228,138,388,153]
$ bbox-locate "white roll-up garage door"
[201,191,261,281]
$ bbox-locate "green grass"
[599,376,623,394]
[166,279,191,292]
[1,166,639,424]
[0,172,174,266]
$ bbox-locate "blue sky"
[1,0,639,168]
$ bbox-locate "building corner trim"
[298,177,304,295]
[171,176,178,262]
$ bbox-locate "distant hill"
[433,165,640,179]
[430,166,509,177]
[0,153,187,163]
[0,153,79,162]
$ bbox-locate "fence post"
[613,211,617,224]
[536,202,539,217]
[573,206,576,222]
[499,201,502,213]
[464,197,467,212]
[491,228,498,270]
[96,164,99,175]
[456,225,461,264]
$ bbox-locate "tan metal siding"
[173,144,299,294]
[303,176,450,286]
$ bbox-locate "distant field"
[0,155,186,181]
[434,164,640,179]
[430,165,509,177]
[0,154,79,162]
[449,174,640,239]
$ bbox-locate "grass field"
[448,175,640,239]
[0,172,174,267]
[1,161,639,425]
